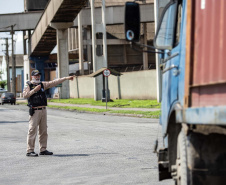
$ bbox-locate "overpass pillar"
[50,22,73,99]
[143,23,148,70]
[78,11,84,75]
[30,56,48,81]
[23,55,30,85]
[90,0,108,101]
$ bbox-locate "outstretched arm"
[43,76,74,90]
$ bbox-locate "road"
[0,104,173,185]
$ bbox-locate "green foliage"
[47,105,108,113]
[47,105,161,118]
[48,98,161,108]
[0,80,7,88]
[18,99,161,118]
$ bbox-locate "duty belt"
[32,107,46,110]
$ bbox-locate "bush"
[0,81,7,88]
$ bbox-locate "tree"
[0,80,7,89]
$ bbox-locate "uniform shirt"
[23,77,67,107]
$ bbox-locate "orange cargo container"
[185,0,226,108]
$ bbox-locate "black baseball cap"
[31,70,41,76]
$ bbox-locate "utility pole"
[5,38,10,91]
[11,25,16,96]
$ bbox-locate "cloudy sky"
[0,0,24,55]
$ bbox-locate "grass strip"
[47,105,109,113]
[48,98,161,108]
[17,101,161,118]
[47,105,160,118]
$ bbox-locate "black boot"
[26,152,38,157]
[39,150,53,155]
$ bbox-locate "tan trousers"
[27,108,48,153]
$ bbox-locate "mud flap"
[158,148,172,181]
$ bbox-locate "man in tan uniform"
[23,69,74,157]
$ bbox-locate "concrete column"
[30,56,48,81]
[23,55,30,86]
[72,28,75,50]
[87,27,92,74]
[143,23,148,70]
[28,30,31,56]
[68,29,71,51]
[23,31,27,55]
[78,11,84,75]
[75,28,78,49]
[50,22,73,99]
[90,0,108,100]
[154,0,162,102]
[102,0,108,66]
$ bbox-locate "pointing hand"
[67,76,74,81]
[34,85,41,92]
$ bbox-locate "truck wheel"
[175,130,190,185]
[187,132,226,185]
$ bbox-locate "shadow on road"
[54,154,89,157]
[0,121,27,124]
[53,152,118,157]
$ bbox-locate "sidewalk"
[16,98,160,112]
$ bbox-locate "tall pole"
[143,0,148,70]
[5,38,10,91]
[78,10,84,75]
[11,25,16,96]
[102,0,108,68]
[154,0,162,102]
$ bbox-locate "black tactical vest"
[27,82,47,107]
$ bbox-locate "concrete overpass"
[30,0,88,57]
[31,3,154,56]
[73,4,154,27]
[0,3,154,55]
[0,12,42,32]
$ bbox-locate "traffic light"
[125,2,140,42]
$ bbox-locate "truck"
[125,0,226,184]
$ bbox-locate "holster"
[29,107,35,116]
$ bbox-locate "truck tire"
[187,132,226,185]
[175,130,190,185]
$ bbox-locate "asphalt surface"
[0,104,173,185]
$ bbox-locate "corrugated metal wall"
[191,0,226,107]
